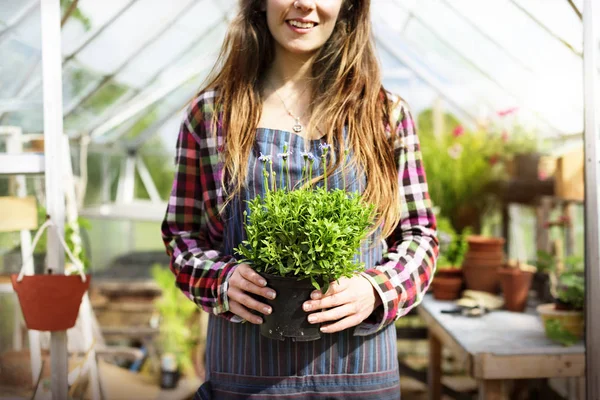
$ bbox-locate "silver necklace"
[270,83,310,134]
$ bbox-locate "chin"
[281,43,321,57]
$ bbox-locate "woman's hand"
[227,264,276,324]
[302,275,382,333]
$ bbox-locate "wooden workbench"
[417,295,585,400]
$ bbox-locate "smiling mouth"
[287,20,317,29]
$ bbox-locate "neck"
[267,46,316,89]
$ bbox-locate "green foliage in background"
[436,217,471,269]
[151,264,198,373]
[557,273,585,310]
[29,205,91,271]
[235,146,375,293]
[418,111,506,233]
[544,319,579,346]
[60,0,91,30]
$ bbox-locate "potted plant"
[537,266,585,346]
[417,110,507,233]
[235,144,375,341]
[431,219,469,300]
[11,218,90,331]
[151,264,199,388]
[498,260,536,312]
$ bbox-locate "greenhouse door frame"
[584,0,600,399]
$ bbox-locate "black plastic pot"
[256,272,322,342]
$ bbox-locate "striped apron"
[195,128,401,399]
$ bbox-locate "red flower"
[559,215,571,224]
[489,154,499,165]
[497,107,519,117]
[538,170,548,181]
[452,125,465,138]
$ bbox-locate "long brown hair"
[202,0,401,238]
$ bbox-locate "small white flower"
[447,143,463,160]
[277,149,293,160]
[300,151,315,161]
[259,153,272,162]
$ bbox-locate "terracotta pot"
[431,276,463,300]
[463,256,504,268]
[435,267,462,279]
[11,274,90,331]
[498,268,533,312]
[467,236,505,252]
[463,250,505,262]
[537,303,584,339]
[462,264,499,293]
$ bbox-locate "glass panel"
[0,37,40,100]
[61,1,127,56]
[62,61,102,107]
[75,0,193,75]
[101,79,199,144]
[2,88,44,133]
[64,81,132,134]
[444,0,582,76]
[74,23,226,138]
[10,5,41,50]
[0,0,32,23]
[387,0,583,136]
[511,0,582,54]
[117,0,225,88]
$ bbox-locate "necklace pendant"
[292,118,303,133]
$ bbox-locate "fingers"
[229,300,264,325]
[230,264,276,300]
[238,264,267,287]
[309,278,350,300]
[226,264,276,322]
[228,286,272,315]
[319,315,364,333]
[304,280,351,311]
[306,302,358,325]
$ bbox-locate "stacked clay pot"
[431,267,463,300]
[462,236,505,293]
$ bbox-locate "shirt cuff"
[213,261,244,322]
[353,269,397,336]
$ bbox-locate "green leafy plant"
[556,273,585,310]
[235,144,375,292]
[535,250,555,274]
[418,112,506,233]
[151,264,199,374]
[435,217,471,269]
[534,250,584,309]
[32,206,91,271]
[544,319,579,346]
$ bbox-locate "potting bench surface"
[419,295,584,356]
[417,294,585,400]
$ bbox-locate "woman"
[161,0,438,398]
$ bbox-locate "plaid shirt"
[161,90,438,334]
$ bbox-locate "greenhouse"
[0,0,598,399]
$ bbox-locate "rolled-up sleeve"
[355,98,439,336]
[161,93,240,321]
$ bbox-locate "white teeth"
[289,20,315,29]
